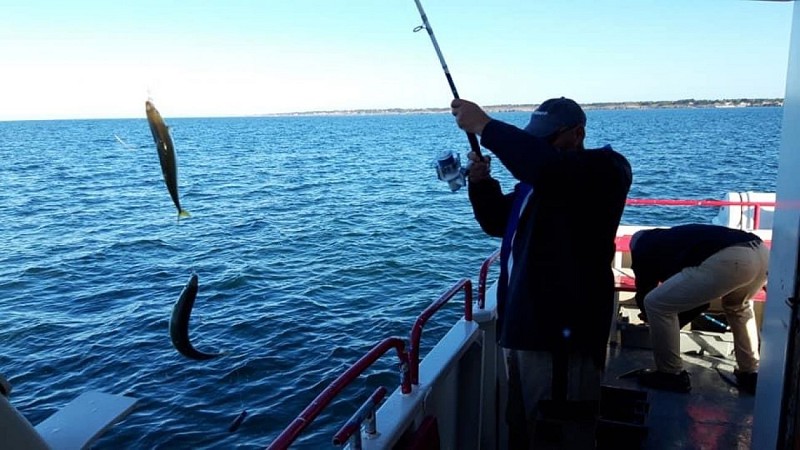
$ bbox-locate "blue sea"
[0,107,781,448]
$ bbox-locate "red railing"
[266,337,410,450]
[409,278,473,385]
[268,278,474,449]
[625,198,775,229]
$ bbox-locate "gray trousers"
[504,348,602,449]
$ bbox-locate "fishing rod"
[412,0,480,192]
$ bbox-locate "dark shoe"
[734,370,758,395]
[637,369,691,393]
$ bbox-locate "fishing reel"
[434,150,469,192]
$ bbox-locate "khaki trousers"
[644,242,769,373]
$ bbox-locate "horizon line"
[0,97,785,122]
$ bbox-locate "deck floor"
[602,331,754,450]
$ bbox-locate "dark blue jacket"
[469,120,632,365]
[631,224,762,311]
[468,181,532,327]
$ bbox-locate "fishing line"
[114,134,135,151]
[412,0,482,159]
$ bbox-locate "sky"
[0,0,795,121]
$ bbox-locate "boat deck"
[602,328,753,449]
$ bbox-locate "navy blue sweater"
[471,119,632,365]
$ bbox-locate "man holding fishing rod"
[452,98,632,449]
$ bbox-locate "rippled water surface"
[0,107,781,448]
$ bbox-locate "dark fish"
[145,100,190,220]
[170,273,221,360]
[228,410,248,432]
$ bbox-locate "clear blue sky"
[0,0,794,120]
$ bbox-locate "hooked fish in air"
[170,273,222,360]
[145,100,190,220]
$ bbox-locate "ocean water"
[0,107,781,448]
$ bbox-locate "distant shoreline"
[0,98,785,122]
[263,98,784,117]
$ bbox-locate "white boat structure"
[0,374,137,450]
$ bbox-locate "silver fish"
[169,273,221,360]
[145,100,190,220]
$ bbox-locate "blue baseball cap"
[523,97,586,138]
